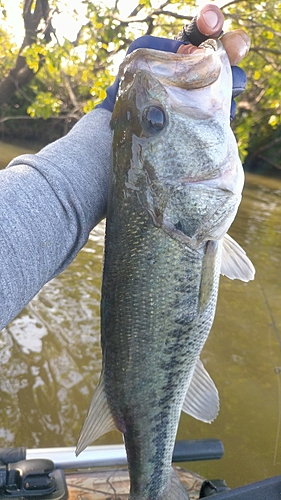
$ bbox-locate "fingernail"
[197,5,224,36]
[202,10,219,30]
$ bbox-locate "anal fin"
[182,358,219,423]
[76,374,116,456]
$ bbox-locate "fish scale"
[101,198,219,499]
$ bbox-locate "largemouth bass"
[76,40,255,499]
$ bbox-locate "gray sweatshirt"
[0,108,112,330]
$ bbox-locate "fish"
[76,40,255,499]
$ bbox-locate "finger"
[177,29,250,66]
[221,30,251,65]
[178,4,224,46]
[176,44,204,55]
[197,4,224,37]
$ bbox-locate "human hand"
[97,4,249,120]
[175,3,224,46]
[176,5,250,121]
[175,2,250,66]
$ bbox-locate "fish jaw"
[118,41,222,92]
[117,40,231,127]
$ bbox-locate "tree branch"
[0,112,80,124]
[250,46,281,57]
[0,0,54,106]
[61,71,82,115]
[257,153,281,170]
[112,10,190,25]
[220,0,248,10]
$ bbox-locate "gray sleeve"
[0,107,112,330]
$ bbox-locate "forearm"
[0,108,112,330]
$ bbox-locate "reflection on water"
[1,141,281,489]
[179,173,281,487]
[0,140,38,169]
[0,226,105,448]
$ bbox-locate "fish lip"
[118,40,224,90]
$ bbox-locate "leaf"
[268,115,278,127]
[1,0,281,171]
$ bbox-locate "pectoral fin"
[221,233,255,282]
[76,374,116,456]
[182,358,219,423]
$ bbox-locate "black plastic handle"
[0,449,26,466]
[173,439,224,462]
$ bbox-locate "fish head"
[111,41,244,244]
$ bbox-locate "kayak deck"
[66,466,204,499]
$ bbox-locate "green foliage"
[27,91,63,119]
[0,27,17,79]
[0,0,281,172]
[223,1,281,166]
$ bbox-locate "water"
[1,142,281,489]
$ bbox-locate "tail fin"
[128,468,190,499]
[160,468,190,500]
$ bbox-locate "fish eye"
[142,106,166,134]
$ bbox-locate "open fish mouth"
[118,39,223,91]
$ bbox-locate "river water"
[0,140,281,489]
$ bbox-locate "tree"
[0,0,196,139]
[223,0,281,167]
[0,0,55,105]
[0,0,281,169]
